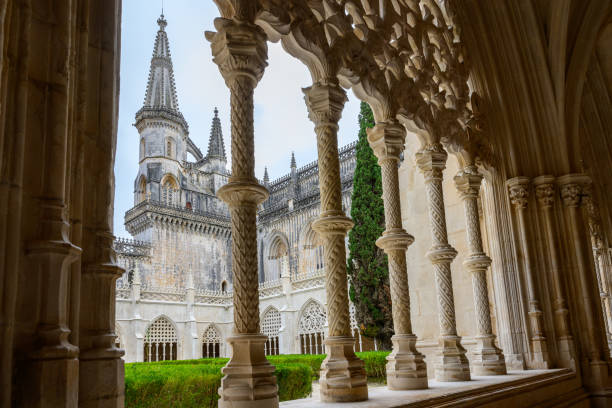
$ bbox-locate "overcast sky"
[114,1,361,238]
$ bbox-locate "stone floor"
[281,369,580,407]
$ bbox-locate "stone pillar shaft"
[416,143,470,382]
[208,16,278,408]
[533,176,576,369]
[368,122,427,390]
[455,167,506,375]
[305,82,367,402]
[507,177,549,368]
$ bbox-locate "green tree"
[347,102,393,350]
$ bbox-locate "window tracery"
[298,300,326,354]
[144,316,177,362]
[261,307,281,355]
[202,325,221,358]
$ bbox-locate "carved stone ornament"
[506,177,530,209]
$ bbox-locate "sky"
[114,0,361,238]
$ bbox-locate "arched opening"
[202,325,221,358]
[136,175,147,203]
[221,280,228,294]
[299,221,324,276]
[144,316,178,362]
[267,233,289,282]
[139,138,145,160]
[298,300,326,355]
[166,137,175,159]
[261,307,281,355]
[160,174,179,206]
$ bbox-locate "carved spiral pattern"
[316,125,343,214]
[471,269,493,336]
[434,262,458,336]
[230,76,255,180]
[425,177,449,246]
[464,196,484,255]
[323,233,351,336]
[230,204,260,333]
[381,160,402,230]
[388,251,412,334]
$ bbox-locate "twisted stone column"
[208,18,278,408]
[416,143,470,381]
[506,177,549,368]
[368,121,428,389]
[533,176,576,369]
[454,166,506,375]
[304,82,367,402]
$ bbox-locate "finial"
[264,167,270,184]
[290,151,297,168]
[214,107,218,118]
[157,12,167,30]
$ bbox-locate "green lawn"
[124,351,390,407]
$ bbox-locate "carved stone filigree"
[369,121,428,389]
[416,144,470,382]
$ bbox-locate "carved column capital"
[533,175,556,209]
[416,142,447,181]
[506,177,530,209]
[454,166,483,200]
[557,174,590,208]
[206,18,268,87]
[303,82,347,127]
[366,120,406,164]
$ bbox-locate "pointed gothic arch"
[144,315,178,362]
[160,173,179,206]
[202,324,222,358]
[261,306,281,355]
[298,219,324,276]
[297,299,326,354]
[137,175,147,203]
[265,231,290,282]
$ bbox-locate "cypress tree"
[347,102,393,350]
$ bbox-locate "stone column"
[558,175,608,387]
[506,177,549,368]
[304,81,368,402]
[79,232,125,408]
[368,121,428,389]
[416,143,470,382]
[208,18,278,408]
[454,166,506,375]
[533,176,576,369]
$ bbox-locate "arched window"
[144,317,177,362]
[137,175,147,203]
[202,325,221,358]
[161,174,178,206]
[298,300,326,354]
[267,233,289,282]
[221,280,227,293]
[300,221,324,276]
[140,138,145,160]
[166,138,174,159]
[261,307,281,355]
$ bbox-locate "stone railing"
[140,285,186,302]
[259,279,283,298]
[116,282,131,300]
[113,237,152,257]
[194,288,232,305]
[291,269,325,291]
[125,198,231,227]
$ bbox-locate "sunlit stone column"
[454,166,506,375]
[207,17,278,408]
[304,81,368,402]
[506,177,549,368]
[533,176,576,369]
[368,121,428,389]
[416,143,470,382]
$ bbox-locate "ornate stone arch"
[202,324,222,358]
[165,136,176,159]
[297,299,327,354]
[261,306,282,355]
[264,230,290,281]
[160,173,179,205]
[136,174,147,203]
[144,315,178,362]
[297,218,324,275]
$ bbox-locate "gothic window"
[298,300,326,354]
[144,316,177,362]
[137,176,147,203]
[267,234,289,282]
[261,307,281,356]
[166,138,174,159]
[221,280,227,293]
[140,138,145,160]
[300,222,324,275]
[202,325,221,358]
[161,174,178,206]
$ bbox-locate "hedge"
[125,362,311,407]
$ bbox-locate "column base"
[319,336,368,402]
[79,351,125,408]
[435,335,471,382]
[557,337,577,370]
[21,357,79,407]
[529,338,550,369]
[386,334,428,390]
[471,336,507,376]
[218,334,278,408]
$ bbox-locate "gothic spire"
[135,14,188,132]
[290,151,297,169]
[263,167,269,185]
[206,107,226,161]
